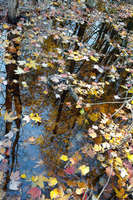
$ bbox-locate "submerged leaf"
[4,111,18,122]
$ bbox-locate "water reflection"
[0,1,132,198]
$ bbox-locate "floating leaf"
[14,67,25,74]
[21,174,27,179]
[26,60,37,69]
[88,128,97,138]
[32,175,48,188]
[50,188,60,199]
[60,155,68,161]
[75,188,85,195]
[79,165,90,176]
[30,113,41,123]
[27,187,41,200]
[115,157,123,166]
[48,177,58,187]
[127,153,133,163]
[64,165,75,175]
[3,24,10,29]
[128,88,133,93]
[9,180,20,190]
[90,55,99,62]
[93,144,102,152]
[88,113,99,122]
[80,108,85,115]
[114,187,127,199]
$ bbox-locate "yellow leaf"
[26,60,37,69]
[33,175,48,188]
[128,88,133,93]
[90,55,99,62]
[75,188,85,195]
[114,187,127,199]
[88,113,99,122]
[43,90,48,95]
[127,153,133,163]
[21,174,27,179]
[31,176,38,182]
[48,177,58,187]
[60,155,68,162]
[79,165,90,176]
[58,67,63,73]
[30,113,41,123]
[115,157,122,166]
[93,144,102,152]
[50,188,60,199]
[3,24,10,29]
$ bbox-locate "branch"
[97,165,113,200]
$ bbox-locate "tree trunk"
[8,0,19,24]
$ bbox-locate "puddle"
[0,0,133,199]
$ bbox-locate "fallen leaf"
[64,165,75,175]
[21,174,27,179]
[14,67,25,74]
[27,187,41,200]
[127,153,133,163]
[9,180,20,190]
[60,155,68,162]
[4,111,18,122]
[76,188,85,195]
[3,24,10,29]
[79,165,90,176]
[50,188,60,199]
[48,177,58,187]
[90,55,99,62]
[30,113,41,123]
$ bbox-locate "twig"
[111,101,126,118]
[97,165,113,200]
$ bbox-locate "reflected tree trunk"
[53,22,87,134]
[8,0,19,24]
[3,29,22,191]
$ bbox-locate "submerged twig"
[97,165,113,200]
